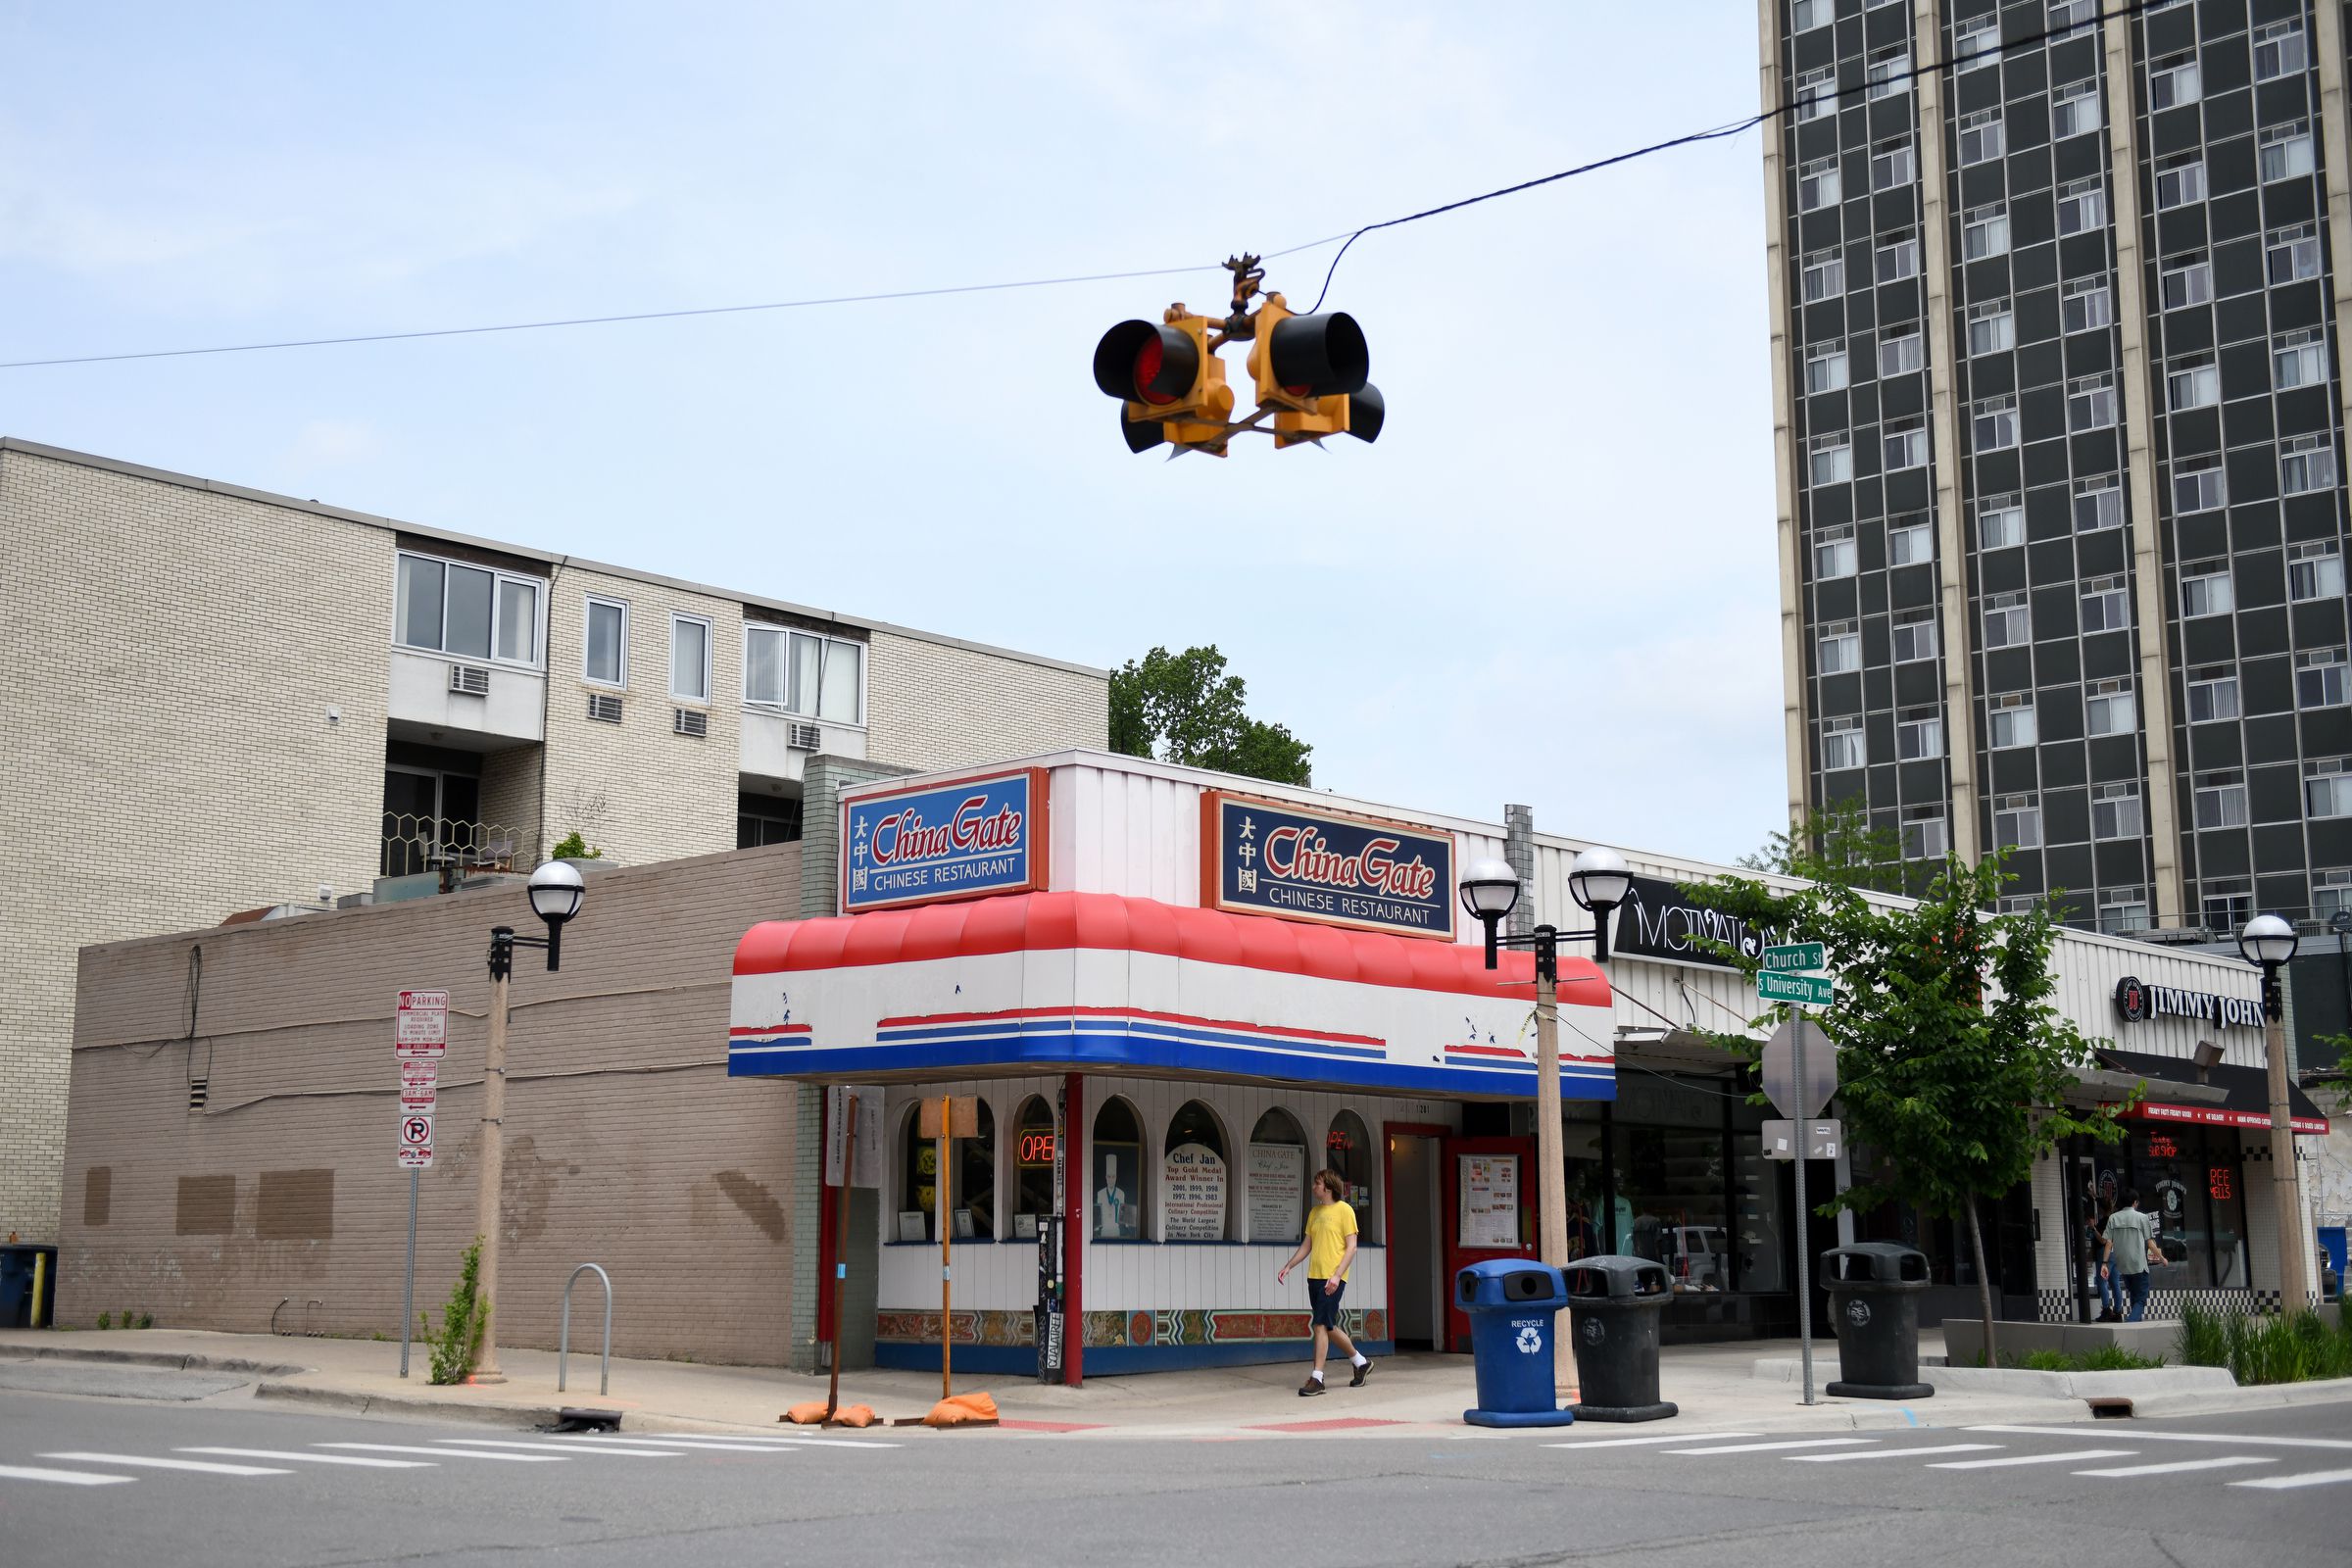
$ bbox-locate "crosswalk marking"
[318,1444,566,1462]
[1930,1448,2134,1470]
[2230,1467,2352,1491]
[1665,1438,1876,1456]
[42,1452,290,1477]
[564,1433,896,1450]
[430,1440,683,1457]
[1789,1445,2002,1463]
[0,1463,135,1486]
[551,1436,803,1453]
[1968,1425,2352,1453]
[1545,1433,1760,1450]
[180,1447,434,1469]
[2073,1456,2274,1478]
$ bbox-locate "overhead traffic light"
[1092,311,1234,454]
[1246,294,1384,450]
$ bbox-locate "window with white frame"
[2092,781,2143,841]
[2282,435,2337,497]
[2048,0,2094,29]
[1793,0,1831,31]
[1818,620,1861,675]
[1799,157,1841,211]
[2155,157,2206,210]
[1878,232,1921,282]
[1989,694,2036,749]
[1796,66,1837,122]
[2160,257,2214,311]
[1902,808,1949,859]
[1867,46,1910,100]
[1887,517,1932,566]
[2261,123,2316,183]
[2186,666,2239,723]
[2313,867,2352,922]
[669,613,712,703]
[1822,715,1867,770]
[2308,760,2352,818]
[395,552,544,666]
[1968,303,2015,357]
[1897,707,1943,760]
[2255,20,2308,82]
[1892,610,1937,662]
[2062,277,2113,333]
[1810,436,1853,486]
[2275,326,2327,390]
[2180,564,2233,618]
[2052,84,2100,139]
[1993,792,2042,849]
[2074,479,2122,532]
[1880,329,1924,377]
[2085,677,2136,735]
[2202,886,2254,930]
[1956,15,2001,70]
[2081,576,2130,634]
[2174,460,2225,513]
[1963,204,2010,260]
[2297,648,2348,710]
[1973,395,2018,450]
[2289,541,2343,602]
[2098,890,2151,935]
[2166,356,2219,410]
[1806,341,1849,394]
[1984,591,2029,648]
[1802,249,1845,302]
[2149,54,2201,111]
[2268,224,2321,284]
[2194,772,2249,830]
[583,595,628,686]
[744,624,866,722]
[1872,137,1916,192]
[1886,421,1930,469]
[1979,495,2024,550]
[1959,109,2005,166]
[2068,373,2117,431]
[1813,523,1857,578]
[2058,178,2105,235]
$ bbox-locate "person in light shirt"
[2101,1188,2168,1323]
[1277,1170,1372,1396]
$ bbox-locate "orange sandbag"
[783,1402,830,1425]
[832,1404,877,1428]
[784,1400,878,1427]
[923,1391,999,1427]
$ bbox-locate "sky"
[0,2,1783,862]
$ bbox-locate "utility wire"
[0,0,2156,372]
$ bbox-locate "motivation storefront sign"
[1608,874,1771,970]
[2113,976,2268,1031]
[841,767,1049,913]
[1201,791,1454,941]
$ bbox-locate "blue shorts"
[1308,1278,1346,1329]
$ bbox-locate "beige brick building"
[0,439,1106,1245]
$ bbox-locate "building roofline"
[0,436,1106,681]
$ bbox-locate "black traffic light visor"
[1346,382,1385,444]
[1268,312,1369,397]
[1093,319,1200,406]
[1119,407,1166,454]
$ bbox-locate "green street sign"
[1760,941,1827,975]
[1758,970,1836,1008]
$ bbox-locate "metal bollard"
[559,1263,613,1397]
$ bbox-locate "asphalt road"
[3,1381,2349,1567]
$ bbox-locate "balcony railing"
[380,815,528,886]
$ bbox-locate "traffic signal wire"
[0,0,2164,373]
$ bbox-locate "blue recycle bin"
[1456,1258,1575,1428]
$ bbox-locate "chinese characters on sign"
[841,769,1048,913]
[1202,792,1454,940]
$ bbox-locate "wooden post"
[825,1092,857,1423]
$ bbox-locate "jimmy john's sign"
[2113,976,2268,1031]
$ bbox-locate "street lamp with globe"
[2238,912,2312,1311]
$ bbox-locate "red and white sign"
[396,990,449,1060]
[2136,1101,2328,1137]
[399,1062,438,1111]
[399,1112,434,1168]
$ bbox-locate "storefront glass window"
[1011,1095,1057,1238]
[1326,1110,1377,1240]
[1611,1115,1733,1294]
[1247,1109,1308,1245]
[1092,1097,1146,1240]
[1163,1100,1231,1242]
[897,1099,994,1243]
[1562,1116,1606,1261]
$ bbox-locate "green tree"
[1107,645,1313,786]
[1737,797,1908,894]
[1688,851,2127,1362]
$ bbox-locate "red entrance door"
[1440,1135,1538,1352]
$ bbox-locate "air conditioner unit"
[448,664,491,697]
[673,708,710,739]
[787,721,822,751]
[587,693,624,724]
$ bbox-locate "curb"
[2125,1375,2352,1419]
[1,1345,305,1378]
[253,1382,560,1427]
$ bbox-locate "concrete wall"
[61,843,805,1365]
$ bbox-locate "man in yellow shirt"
[1277,1169,1371,1396]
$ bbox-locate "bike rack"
[559,1262,613,1396]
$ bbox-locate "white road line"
[429,1440,684,1457]
[2073,1456,2275,1478]
[43,1452,290,1477]
[1789,1445,2003,1462]
[568,1433,896,1450]
[1968,1425,2352,1452]
[551,1437,803,1453]
[179,1447,433,1469]
[1931,1448,2135,1470]
[0,1463,135,1486]
[2231,1467,2352,1491]
[1546,1433,1762,1449]
[1665,1438,1877,1455]
[318,1444,565,1462]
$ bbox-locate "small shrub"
[95,1311,111,1330]
[2019,1348,2073,1372]
[2178,1301,2229,1368]
[2178,1302,2352,1384]
[548,832,603,860]
[2076,1343,2163,1371]
[418,1238,490,1386]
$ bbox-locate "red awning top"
[733,890,1610,1007]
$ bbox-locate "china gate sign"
[842,767,1050,913]
[1201,791,1454,941]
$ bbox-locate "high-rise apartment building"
[1761,0,2352,937]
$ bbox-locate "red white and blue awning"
[729,891,1615,1100]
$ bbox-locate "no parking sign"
[399,1111,434,1168]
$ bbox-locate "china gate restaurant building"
[737,752,2328,1381]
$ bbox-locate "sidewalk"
[4,1326,2343,1438]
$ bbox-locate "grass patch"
[2008,1346,2166,1373]
[2178,1301,2352,1385]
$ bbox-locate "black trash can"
[1562,1255,1678,1422]
[0,1245,58,1330]
[1821,1243,1933,1399]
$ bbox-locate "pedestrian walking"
[1277,1169,1371,1396]
[2101,1188,2167,1324]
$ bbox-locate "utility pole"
[1532,941,1573,1394]
[2260,966,2311,1313]
[470,927,515,1384]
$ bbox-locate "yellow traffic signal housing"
[1093,310,1235,454]
[1249,293,1383,448]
